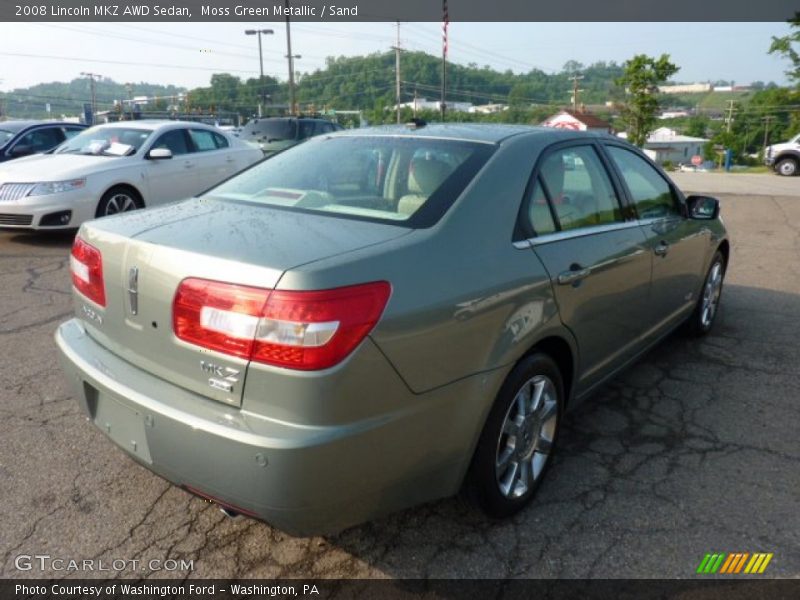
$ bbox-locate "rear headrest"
[408,157,451,196]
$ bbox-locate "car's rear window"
[241,119,297,141]
[205,136,495,227]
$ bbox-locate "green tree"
[769,12,800,85]
[615,54,680,146]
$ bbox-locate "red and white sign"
[691,155,703,166]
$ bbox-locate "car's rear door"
[186,128,236,190]
[521,142,652,391]
[603,144,709,335]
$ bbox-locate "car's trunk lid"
[75,198,410,407]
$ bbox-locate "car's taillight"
[173,279,391,371]
[70,237,106,307]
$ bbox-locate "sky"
[0,22,794,93]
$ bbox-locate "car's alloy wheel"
[700,261,724,329]
[97,187,142,218]
[776,158,797,176]
[463,353,563,518]
[687,251,725,336]
[495,374,558,499]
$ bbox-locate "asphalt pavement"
[1,172,798,578]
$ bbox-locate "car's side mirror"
[686,195,719,220]
[147,148,173,160]
[10,144,34,158]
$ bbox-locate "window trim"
[515,139,633,242]
[599,141,688,221]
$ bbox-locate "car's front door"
[144,128,197,204]
[604,145,710,335]
[523,143,652,391]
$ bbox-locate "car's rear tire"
[462,353,563,518]
[685,251,726,336]
[775,157,798,176]
[96,186,143,218]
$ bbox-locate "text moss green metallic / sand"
[56,124,729,535]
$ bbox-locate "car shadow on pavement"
[316,284,800,578]
[5,230,77,248]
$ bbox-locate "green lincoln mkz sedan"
[56,124,729,535]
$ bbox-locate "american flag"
[442,0,449,58]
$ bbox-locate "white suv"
[765,133,800,176]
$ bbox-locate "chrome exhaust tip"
[219,506,241,519]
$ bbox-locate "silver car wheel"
[103,193,138,216]
[777,159,797,176]
[700,261,723,328]
[495,374,558,499]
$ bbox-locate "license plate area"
[92,389,152,464]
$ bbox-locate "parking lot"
[1,172,799,579]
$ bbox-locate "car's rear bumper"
[56,318,500,535]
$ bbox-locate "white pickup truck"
[765,133,800,176]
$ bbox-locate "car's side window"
[606,146,681,220]
[212,132,229,149]
[538,145,623,232]
[298,121,315,140]
[152,129,191,155]
[526,176,557,235]
[16,127,65,152]
[188,129,219,152]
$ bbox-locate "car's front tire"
[775,157,798,176]
[686,251,726,336]
[463,353,563,518]
[96,186,143,218]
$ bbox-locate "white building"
[658,83,713,94]
[394,97,473,113]
[469,103,507,114]
[642,127,708,165]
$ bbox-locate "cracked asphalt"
[1,173,798,579]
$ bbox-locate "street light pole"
[285,0,297,116]
[245,28,274,118]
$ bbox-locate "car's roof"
[0,120,85,133]
[332,123,608,144]
[92,120,218,132]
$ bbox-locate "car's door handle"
[654,241,670,257]
[183,161,194,169]
[226,157,236,163]
[557,266,591,285]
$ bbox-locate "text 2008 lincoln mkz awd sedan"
[56,124,729,535]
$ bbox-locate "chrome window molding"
[513,220,642,249]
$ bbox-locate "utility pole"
[125,83,133,120]
[413,87,418,118]
[392,21,402,124]
[762,115,774,155]
[81,72,102,125]
[725,99,737,133]
[569,73,584,111]
[441,0,448,122]
[285,0,297,116]
[245,28,274,118]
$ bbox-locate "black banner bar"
[4,579,800,600]
[2,0,799,22]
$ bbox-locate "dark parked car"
[239,116,343,156]
[57,125,729,535]
[0,120,87,162]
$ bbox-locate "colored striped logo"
[696,552,773,574]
